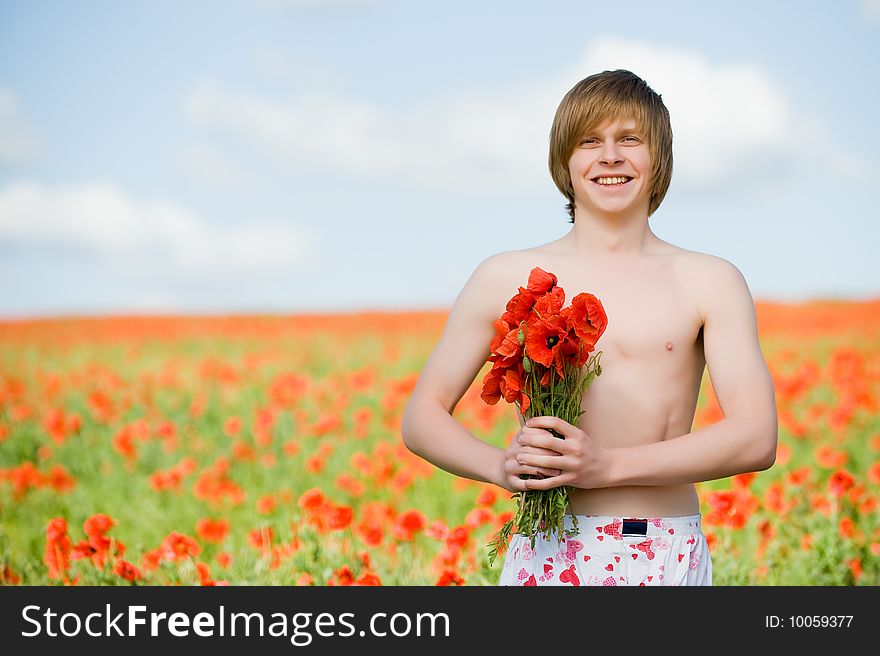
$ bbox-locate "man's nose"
[599,143,624,166]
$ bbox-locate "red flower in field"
[216,552,232,568]
[298,488,325,511]
[328,505,354,531]
[465,507,494,529]
[704,489,757,529]
[354,572,382,586]
[161,532,201,561]
[248,526,275,550]
[355,520,383,548]
[815,445,847,468]
[328,565,356,586]
[223,416,242,437]
[828,469,855,498]
[810,492,832,516]
[445,526,470,550]
[848,558,863,582]
[732,472,756,490]
[393,509,428,541]
[114,560,142,582]
[475,488,497,507]
[195,518,229,544]
[868,462,880,485]
[335,473,366,497]
[112,427,137,462]
[306,455,324,473]
[83,514,115,537]
[786,466,812,486]
[141,548,163,572]
[435,570,465,586]
[0,565,21,585]
[150,469,183,492]
[257,495,276,515]
[296,573,314,586]
[45,465,76,493]
[71,532,124,569]
[424,520,448,541]
[44,517,71,580]
[196,562,214,586]
[838,517,855,539]
[763,482,791,516]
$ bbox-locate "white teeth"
[595,176,630,185]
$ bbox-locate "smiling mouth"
[591,176,634,187]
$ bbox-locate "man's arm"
[400,254,509,488]
[602,257,778,487]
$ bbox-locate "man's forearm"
[603,416,777,487]
[401,400,507,488]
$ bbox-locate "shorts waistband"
[561,513,703,537]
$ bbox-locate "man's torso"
[494,240,710,516]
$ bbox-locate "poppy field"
[0,301,878,586]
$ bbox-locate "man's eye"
[581,138,597,145]
[624,136,640,142]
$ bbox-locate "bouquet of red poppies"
[482,266,607,565]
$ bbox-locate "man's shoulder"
[669,246,741,278]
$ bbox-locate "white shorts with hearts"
[497,514,712,586]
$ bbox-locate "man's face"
[567,117,652,217]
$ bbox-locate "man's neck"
[565,207,657,259]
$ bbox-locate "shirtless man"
[401,69,778,586]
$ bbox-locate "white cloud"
[0,179,316,280]
[0,86,39,164]
[177,141,254,191]
[182,38,865,195]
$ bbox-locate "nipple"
[665,341,673,351]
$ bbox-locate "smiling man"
[401,69,778,586]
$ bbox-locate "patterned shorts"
[497,514,712,586]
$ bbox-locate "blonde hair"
[548,69,673,222]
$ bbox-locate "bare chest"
[503,252,704,366]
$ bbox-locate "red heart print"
[668,528,674,534]
[543,564,552,574]
[546,557,553,561]
[678,553,684,562]
[647,576,653,582]
[602,519,623,540]
[559,565,580,586]
[583,555,591,562]
[524,574,537,586]
[605,563,613,571]
[596,535,604,541]
[687,536,696,545]
[631,553,638,560]
[614,556,620,563]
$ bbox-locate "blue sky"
[1,0,879,317]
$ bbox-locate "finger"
[518,453,565,470]
[519,464,561,478]
[525,415,569,438]
[519,430,569,453]
[523,477,559,490]
[522,445,563,457]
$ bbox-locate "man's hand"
[500,423,564,493]
[514,416,611,491]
